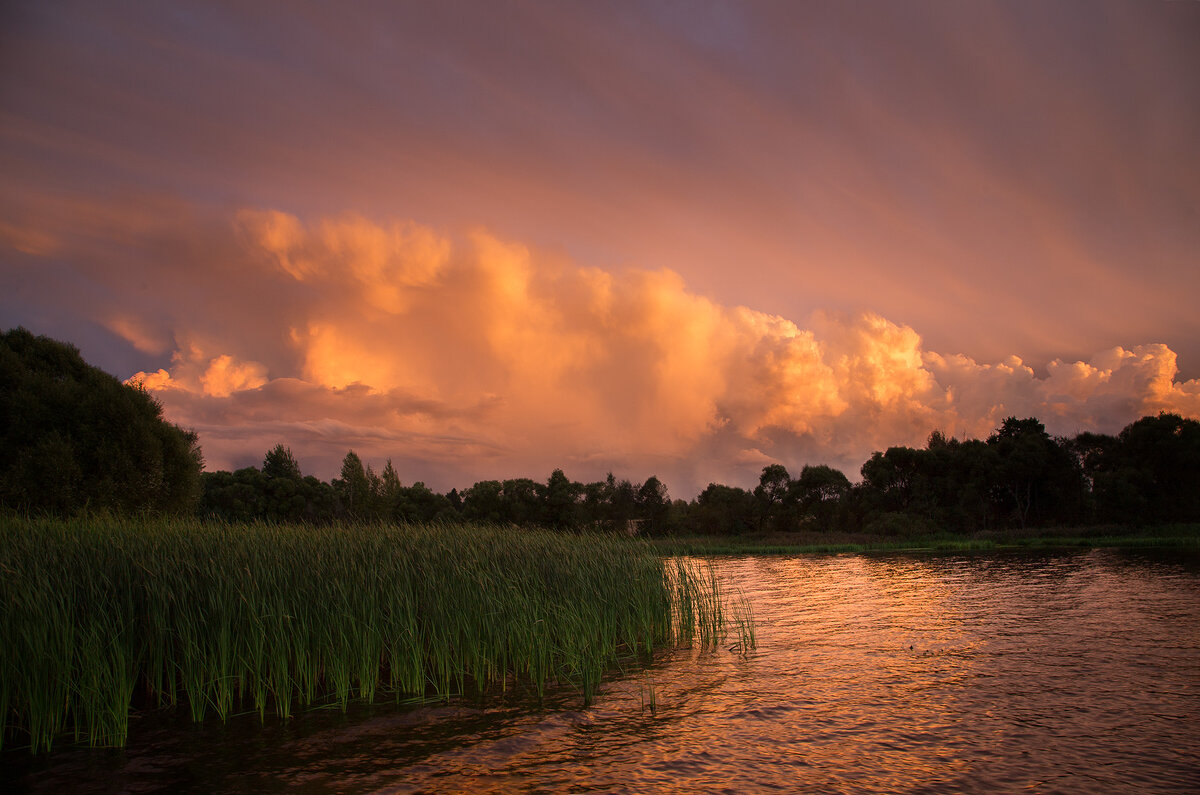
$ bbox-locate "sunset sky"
[2,1,1198,497]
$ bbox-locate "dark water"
[4,549,1199,793]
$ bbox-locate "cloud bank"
[47,208,1183,496]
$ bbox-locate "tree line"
[199,447,673,533]
[198,411,1199,535]
[3,328,1197,533]
[743,414,1200,536]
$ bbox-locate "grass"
[0,515,742,753]
[650,523,1200,557]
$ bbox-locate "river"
[4,548,1198,792]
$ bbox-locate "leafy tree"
[378,459,404,517]
[543,468,582,529]
[607,474,639,533]
[199,467,267,520]
[262,444,302,480]
[387,480,454,523]
[0,327,203,515]
[462,480,504,523]
[987,417,1084,528]
[792,464,851,530]
[689,483,755,535]
[199,452,337,523]
[582,478,612,526]
[501,477,542,525]
[860,446,925,514]
[1076,414,1200,524]
[445,487,463,513]
[334,450,372,520]
[753,464,792,531]
[636,475,671,535]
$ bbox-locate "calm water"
[4,549,1199,793]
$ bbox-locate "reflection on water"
[4,549,1198,792]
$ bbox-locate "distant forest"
[4,327,1199,534]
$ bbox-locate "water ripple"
[4,549,1198,793]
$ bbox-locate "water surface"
[5,548,1198,792]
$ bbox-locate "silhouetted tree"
[500,478,541,525]
[377,459,404,518]
[860,446,925,514]
[1075,414,1200,524]
[636,475,671,535]
[543,468,582,529]
[0,327,203,515]
[199,447,337,523]
[334,450,372,520]
[987,417,1084,528]
[689,483,755,535]
[754,464,792,531]
[792,464,851,530]
[262,444,302,480]
[462,480,504,523]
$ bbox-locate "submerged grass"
[0,515,735,753]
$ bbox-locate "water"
[4,548,1199,792]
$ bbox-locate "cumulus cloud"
[16,205,1193,495]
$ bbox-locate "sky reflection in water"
[5,549,1198,793]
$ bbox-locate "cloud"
[94,208,1197,493]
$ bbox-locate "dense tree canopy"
[0,328,203,515]
[195,412,1197,535]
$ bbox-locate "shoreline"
[648,524,1200,557]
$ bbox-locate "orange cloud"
[90,208,1197,493]
[200,355,269,398]
[104,314,170,355]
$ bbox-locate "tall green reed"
[0,515,738,752]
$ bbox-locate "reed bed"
[0,515,736,752]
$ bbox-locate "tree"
[500,477,541,525]
[446,487,463,513]
[0,327,203,515]
[1077,414,1200,524]
[792,465,851,530]
[334,450,372,520]
[543,468,582,529]
[753,464,792,531]
[607,474,639,532]
[262,444,302,480]
[860,446,924,514]
[395,481,454,523]
[689,483,755,535]
[379,459,404,518]
[987,417,1084,528]
[462,480,504,523]
[636,476,671,535]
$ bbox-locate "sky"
[2,0,1198,497]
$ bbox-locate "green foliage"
[261,444,302,480]
[753,464,792,531]
[689,483,756,535]
[792,465,851,530]
[659,413,1193,537]
[0,515,736,752]
[198,467,337,523]
[986,417,1085,528]
[636,476,671,535]
[543,468,582,529]
[334,450,372,520]
[191,415,1194,539]
[1074,413,1200,524]
[0,328,203,515]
